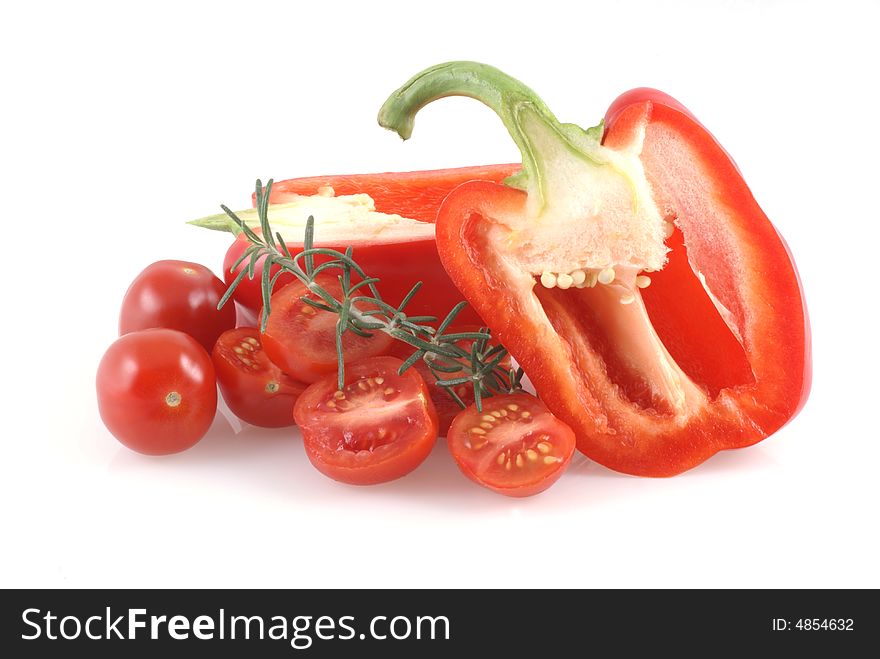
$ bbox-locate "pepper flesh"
[380,62,811,476]
[262,165,517,222]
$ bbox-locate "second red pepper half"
[379,62,811,476]
[191,165,516,327]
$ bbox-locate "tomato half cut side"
[262,274,394,383]
[447,393,576,497]
[213,328,307,427]
[293,356,438,485]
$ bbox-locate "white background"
[2,0,878,589]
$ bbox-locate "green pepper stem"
[188,211,243,235]
[378,61,604,211]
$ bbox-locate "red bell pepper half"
[379,62,811,476]
[191,165,516,326]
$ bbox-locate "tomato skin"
[213,328,307,427]
[119,260,236,353]
[96,329,217,455]
[262,274,393,383]
[447,393,575,497]
[293,356,438,485]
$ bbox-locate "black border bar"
[1,589,875,656]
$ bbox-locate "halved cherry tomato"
[293,356,438,485]
[96,329,217,455]
[447,393,575,497]
[119,260,236,352]
[389,327,511,435]
[262,274,393,383]
[213,328,307,427]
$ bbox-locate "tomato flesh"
[213,328,307,427]
[447,393,575,497]
[119,260,235,352]
[96,329,217,455]
[293,356,438,485]
[262,274,393,383]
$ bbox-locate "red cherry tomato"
[262,274,393,383]
[96,329,217,455]
[119,260,236,352]
[447,393,575,497]
[213,328,307,427]
[293,356,438,485]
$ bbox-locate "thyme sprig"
[216,178,523,410]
